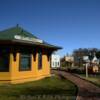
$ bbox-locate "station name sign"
[14,35,43,43]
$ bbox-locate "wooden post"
[86,63,88,78]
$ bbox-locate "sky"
[0,0,100,57]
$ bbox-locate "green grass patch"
[77,73,100,88]
[0,75,77,100]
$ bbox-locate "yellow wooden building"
[0,25,61,84]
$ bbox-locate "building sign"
[83,56,89,62]
[83,56,88,60]
[14,35,43,43]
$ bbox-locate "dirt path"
[52,70,100,100]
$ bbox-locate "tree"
[72,48,99,67]
[96,51,100,59]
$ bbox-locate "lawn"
[76,73,100,88]
[0,75,77,100]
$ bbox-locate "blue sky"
[0,0,100,57]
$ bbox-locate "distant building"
[65,56,74,67]
[51,54,60,68]
[92,56,99,64]
[83,54,99,64]
[83,54,99,73]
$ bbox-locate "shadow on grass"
[0,75,77,100]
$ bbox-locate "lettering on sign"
[14,35,43,43]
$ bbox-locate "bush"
[69,67,85,74]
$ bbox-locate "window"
[58,62,60,66]
[0,48,9,72]
[53,62,55,67]
[55,62,58,67]
[38,51,42,70]
[19,53,31,71]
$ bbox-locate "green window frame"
[19,53,31,71]
[38,51,42,70]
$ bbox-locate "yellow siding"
[0,51,51,84]
[0,72,11,81]
[36,53,50,78]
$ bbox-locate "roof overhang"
[0,40,62,51]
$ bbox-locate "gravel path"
[52,70,100,100]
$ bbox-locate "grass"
[0,75,77,100]
[77,73,100,88]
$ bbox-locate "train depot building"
[0,25,61,84]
